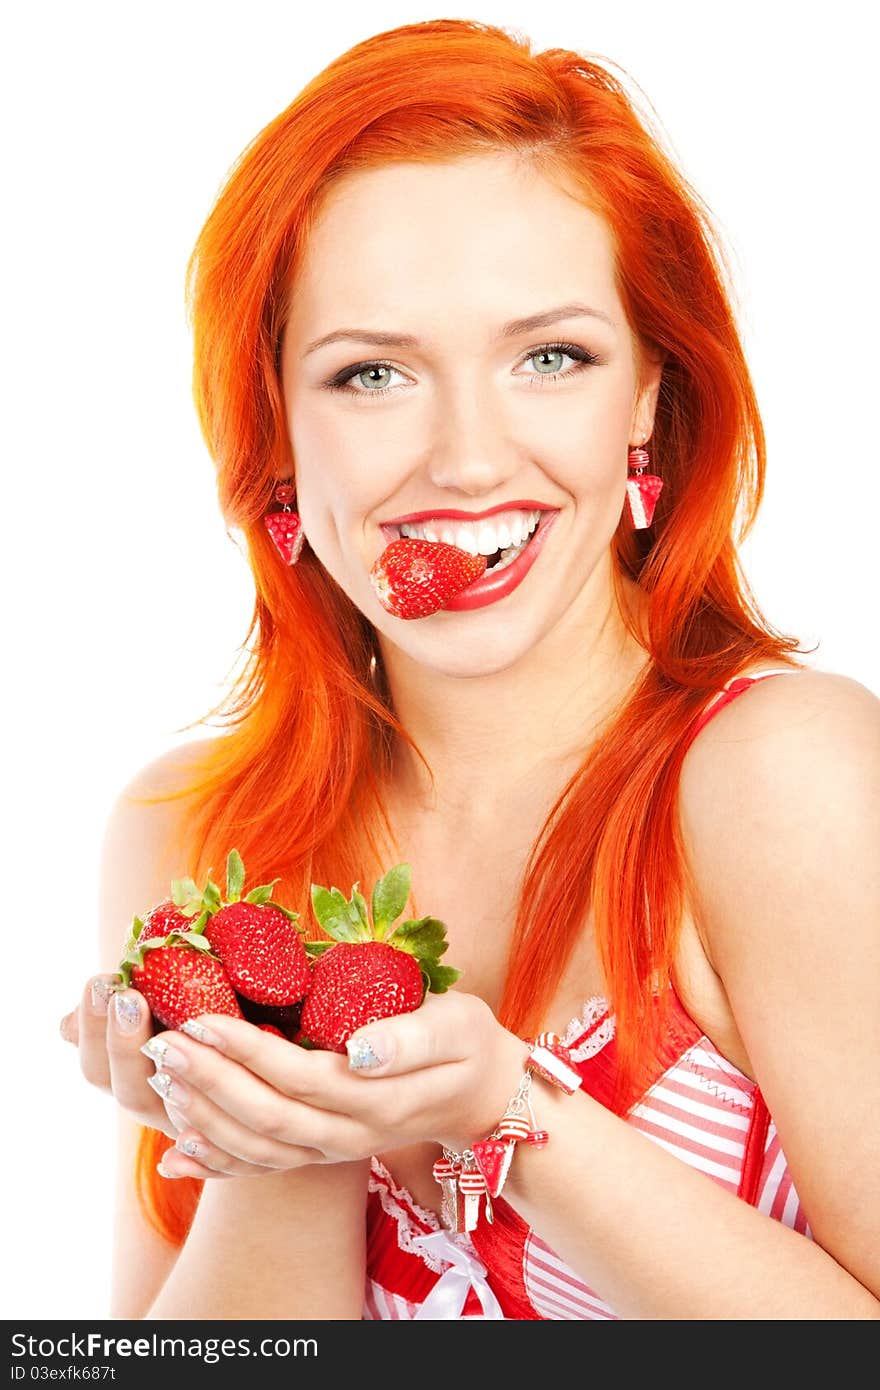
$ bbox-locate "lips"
[382,500,551,527]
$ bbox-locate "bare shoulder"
[676,668,880,1293]
[680,669,878,847]
[97,737,223,973]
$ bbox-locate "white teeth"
[391,508,543,550]
[454,525,480,555]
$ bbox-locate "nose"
[425,379,520,496]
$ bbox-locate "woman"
[61,18,879,1319]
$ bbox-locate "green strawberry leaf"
[245,878,282,906]
[296,1035,319,1049]
[171,877,200,907]
[167,931,216,953]
[226,849,246,903]
[202,877,223,914]
[371,863,411,940]
[121,915,145,958]
[187,910,210,935]
[390,917,448,953]
[421,961,461,994]
[311,885,366,942]
[351,885,370,932]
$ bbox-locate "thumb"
[344,993,465,1077]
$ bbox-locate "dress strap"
[688,668,803,744]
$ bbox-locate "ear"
[630,345,665,445]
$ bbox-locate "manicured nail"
[346,1035,386,1070]
[180,1020,220,1046]
[90,978,119,1014]
[59,1013,75,1043]
[156,1159,179,1179]
[147,1072,188,1106]
[112,993,142,1033]
[140,1038,187,1071]
[176,1136,202,1158]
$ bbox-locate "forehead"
[284,153,620,338]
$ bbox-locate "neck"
[375,556,648,830]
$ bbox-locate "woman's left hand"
[147,990,529,1180]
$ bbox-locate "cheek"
[287,404,389,542]
[529,377,633,495]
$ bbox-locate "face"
[279,152,662,677]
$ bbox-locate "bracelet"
[432,1033,582,1234]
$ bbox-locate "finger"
[169,1015,370,1113]
[60,1011,78,1045]
[344,991,478,1078]
[168,1126,299,1178]
[156,1143,235,1181]
[105,988,175,1135]
[76,974,122,1089]
[141,1046,333,1166]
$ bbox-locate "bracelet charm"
[433,1037,582,1231]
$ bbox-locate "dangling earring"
[264,478,305,564]
[625,444,663,530]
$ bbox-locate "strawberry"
[237,997,304,1039]
[118,933,244,1030]
[299,863,460,1052]
[200,850,310,1007]
[370,539,487,619]
[120,877,208,953]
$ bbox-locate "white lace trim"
[368,1156,448,1275]
[562,994,617,1061]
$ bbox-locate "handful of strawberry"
[119,854,459,1048]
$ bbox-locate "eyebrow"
[302,302,616,357]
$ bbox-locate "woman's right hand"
[59,975,180,1138]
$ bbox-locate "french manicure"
[176,1137,202,1158]
[140,1038,187,1071]
[147,1072,188,1106]
[156,1159,179,1179]
[346,1034,386,1070]
[112,993,142,1033]
[90,978,119,1014]
[180,1020,220,1046]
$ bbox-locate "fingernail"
[156,1159,179,1179]
[90,978,119,1014]
[113,993,142,1033]
[147,1072,188,1106]
[59,1013,75,1042]
[140,1038,187,1071]
[180,1020,220,1046]
[346,1034,386,1070]
[176,1136,202,1158]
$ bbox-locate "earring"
[625,444,663,530]
[264,479,305,564]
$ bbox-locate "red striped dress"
[363,668,810,1319]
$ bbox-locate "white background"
[3,0,877,1319]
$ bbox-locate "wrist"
[434,1031,584,1233]
[438,1027,530,1153]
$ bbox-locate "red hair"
[130,18,805,1242]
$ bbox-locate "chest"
[370,821,754,1220]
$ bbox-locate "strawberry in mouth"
[370,539,487,619]
[371,507,545,619]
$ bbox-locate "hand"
[138,991,529,1181]
[59,974,181,1140]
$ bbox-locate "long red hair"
[129,18,805,1245]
